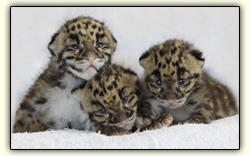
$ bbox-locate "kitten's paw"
[98,126,130,136]
[135,115,153,128]
[148,114,173,130]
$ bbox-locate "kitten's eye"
[122,96,128,104]
[96,43,103,48]
[99,109,110,114]
[71,44,80,50]
[155,80,163,87]
[178,79,186,86]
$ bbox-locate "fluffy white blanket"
[11,7,239,149]
[11,115,239,149]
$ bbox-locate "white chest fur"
[41,75,94,131]
[147,97,194,122]
[164,105,194,122]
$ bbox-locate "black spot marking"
[162,64,166,68]
[77,24,81,29]
[118,87,126,100]
[177,67,188,79]
[113,95,116,100]
[175,61,179,67]
[171,47,177,54]
[185,89,192,94]
[113,81,118,88]
[175,87,182,93]
[20,102,35,112]
[151,69,161,78]
[79,31,83,37]
[154,53,158,65]
[93,89,99,97]
[92,24,97,29]
[132,101,138,108]
[94,114,105,117]
[88,83,93,91]
[172,62,175,66]
[69,34,80,44]
[188,101,197,105]
[158,62,162,68]
[71,26,75,31]
[65,56,75,60]
[183,81,191,87]
[171,71,175,76]
[165,58,170,64]
[35,97,47,105]
[123,68,137,76]
[99,91,104,97]
[90,31,94,36]
[194,73,200,78]
[128,96,135,103]
[98,27,102,31]
[71,82,87,94]
[159,50,164,56]
[95,74,102,81]
[96,33,105,40]
[107,85,113,90]
[104,52,111,58]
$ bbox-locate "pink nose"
[86,52,96,62]
[121,119,128,125]
[166,99,176,105]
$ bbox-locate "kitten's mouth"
[85,64,97,72]
[158,98,185,109]
[70,64,97,73]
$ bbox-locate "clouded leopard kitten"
[13,16,117,133]
[138,39,238,126]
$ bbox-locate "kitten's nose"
[121,119,128,125]
[166,99,176,105]
[86,52,96,63]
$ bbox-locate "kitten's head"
[48,16,117,80]
[73,64,140,131]
[139,39,205,109]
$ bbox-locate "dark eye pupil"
[178,79,186,86]
[96,43,103,48]
[122,96,128,103]
[99,109,109,114]
[72,44,79,49]
[156,80,162,86]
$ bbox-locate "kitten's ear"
[71,88,83,102]
[189,50,205,68]
[139,50,151,68]
[110,33,117,51]
[103,26,117,53]
[48,32,63,56]
[131,74,138,82]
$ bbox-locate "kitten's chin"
[69,66,98,80]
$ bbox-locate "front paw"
[135,115,153,128]
[147,114,173,130]
[97,126,130,136]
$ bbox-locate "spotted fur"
[139,39,238,125]
[13,16,117,133]
[72,64,141,136]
